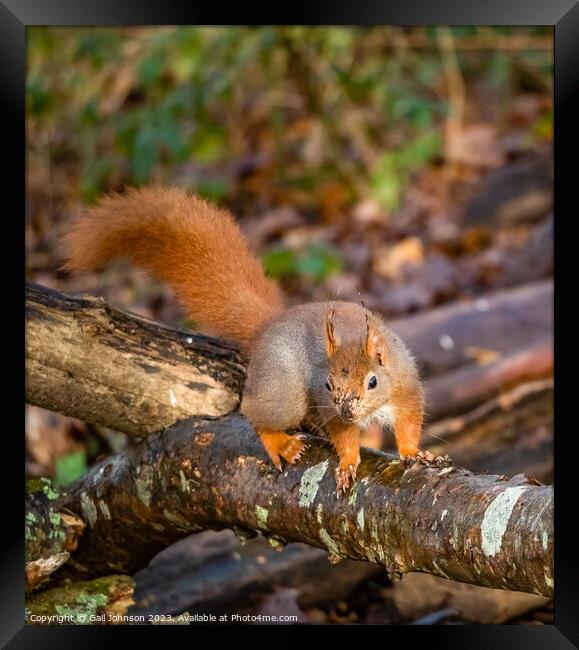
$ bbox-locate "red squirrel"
[62,187,435,494]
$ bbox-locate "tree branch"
[40,414,552,597]
[25,282,245,435]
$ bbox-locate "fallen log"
[25,282,245,436]
[35,413,552,597]
[425,379,553,483]
[492,213,553,289]
[25,282,554,598]
[375,379,552,483]
[390,279,552,378]
[424,337,552,422]
[131,531,379,617]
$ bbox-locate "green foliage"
[195,178,230,201]
[54,451,88,487]
[371,131,442,210]
[27,26,552,209]
[263,243,343,283]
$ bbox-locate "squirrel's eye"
[368,376,377,390]
[325,380,332,391]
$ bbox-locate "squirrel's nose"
[339,396,357,422]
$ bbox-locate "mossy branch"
[34,414,552,598]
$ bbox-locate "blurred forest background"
[26,26,553,625]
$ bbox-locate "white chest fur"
[360,403,396,431]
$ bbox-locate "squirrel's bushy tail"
[61,187,284,347]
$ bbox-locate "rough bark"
[26,379,551,616]
[37,413,552,597]
[25,282,245,436]
[25,282,554,600]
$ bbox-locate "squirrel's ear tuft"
[325,305,340,357]
[365,314,386,365]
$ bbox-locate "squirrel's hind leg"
[241,360,309,471]
[257,430,307,471]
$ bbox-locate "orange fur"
[61,187,283,348]
[326,419,361,493]
[326,420,361,469]
[257,429,307,470]
[391,383,424,457]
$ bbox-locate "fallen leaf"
[373,237,425,280]
[463,346,501,365]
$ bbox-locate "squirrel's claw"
[280,436,308,466]
[335,463,358,497]
[401,450,449,466]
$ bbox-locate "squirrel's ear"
[325,306,340,357]
[365,315,386,365]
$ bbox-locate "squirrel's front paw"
[280,435,307,465]
[335,463,358,497]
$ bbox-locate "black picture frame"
[8,1,576,647]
